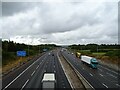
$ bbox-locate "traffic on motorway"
[2,50,72,89]
[2,49,119,90]
[2,1,119,90]
[61,49,119,89]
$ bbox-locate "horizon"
[1,39,119,46]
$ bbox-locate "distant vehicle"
[42,73,56,90]
[76,52,81,58]
[61,48,67,51]
[52,54,54,56]
[43,49,47,52]
[71,53,74,55]
[81,55,98,69]
[48,53,51,55]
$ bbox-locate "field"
[69,48,119,66]
[92,52,106,56]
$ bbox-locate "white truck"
[81,55,98,69]
[42,73,56,90]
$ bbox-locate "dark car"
[52,54,54,56]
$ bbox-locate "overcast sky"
[1,0,119,45]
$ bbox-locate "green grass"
[92,52,106,56]
[80,50,91,52]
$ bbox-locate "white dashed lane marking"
[99,74,104,77]
[21,79,29,89]
[98,68,102,72]
[89,73,93,76]
[31,71,35,76]
[99,65,118,75]
[102,83,108,88]
[36,65,39,69]
[106,73,117,78]
[3,58,39,89]
[116,84,120,87]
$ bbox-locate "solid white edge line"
[3,55,41,89]
[21,79,29,90]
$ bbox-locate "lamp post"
[97,45,98,52]
[41,37,47,52]
[27,38,33,60]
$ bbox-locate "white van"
[42,73,56,90]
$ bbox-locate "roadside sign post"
[17,51,26,56]
[17,51,26,65]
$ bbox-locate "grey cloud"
[2,2,118,45]
[2,2,41,16]
[2,2,25,16]
[40,3,101,34]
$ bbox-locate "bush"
[101,56,110,60]
[80,50,92,55]
[105,50,120,58]
[2,51,17,65]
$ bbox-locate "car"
[48,53,51,55]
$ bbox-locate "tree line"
[2,40,120,65]
[2,41,56,53]
[69,44,120,52]
[2,40,57,65]
[68,44,120,58]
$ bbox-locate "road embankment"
[2,53,45,77]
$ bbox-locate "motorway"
[61,50,120,89]
[2,51,71,89]
[2,49,120,89]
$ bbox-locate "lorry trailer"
[81,55,98,69]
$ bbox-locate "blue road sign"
[17,51,26,57]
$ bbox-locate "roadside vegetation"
[2,40,57,74]
[68,44,120,65]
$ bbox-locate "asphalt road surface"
[61,50,120,89]
[2,51,71,89]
